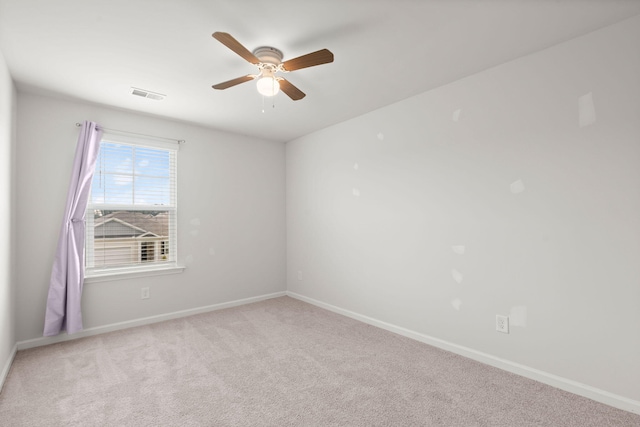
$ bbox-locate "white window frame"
[84,133,183,282]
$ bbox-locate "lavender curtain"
[43,121,103,336]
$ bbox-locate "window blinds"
[85,137,178,271]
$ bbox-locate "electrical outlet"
[496,314,509,334]
[141,287,150,299]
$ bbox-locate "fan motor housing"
[253,46,283,65]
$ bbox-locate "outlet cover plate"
[496,314,509,333]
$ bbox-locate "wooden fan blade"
[278,78,306,100]
[212,75,255,90]
[212,32,260,65]
[281,49,334,72]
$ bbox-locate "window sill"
[84,265,185,284]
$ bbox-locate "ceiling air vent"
[130,87,165,101]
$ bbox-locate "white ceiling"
[1,0,639,142]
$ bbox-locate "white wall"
[16,93,286,342]
[287,15,640,404]
[0,49,17,385]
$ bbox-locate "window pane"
[90,142,175,207]
[91,210,172,268]
[91,143,135,205]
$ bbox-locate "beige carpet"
[1,296,638,426]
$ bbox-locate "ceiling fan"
[211,32,334,101]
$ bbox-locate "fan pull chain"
[261,95,276,113]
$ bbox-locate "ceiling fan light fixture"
[256,75,280,97]
[211,32,333,101]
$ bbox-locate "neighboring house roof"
[94,211,168,238]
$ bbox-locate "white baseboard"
[0,343,18,394]
[286,291,640,415]
[17,291,287,351]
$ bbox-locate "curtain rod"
[75,122,185,144]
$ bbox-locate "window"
[85,135,178,276]
[140,241,155,262]
[160,240,169,258]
